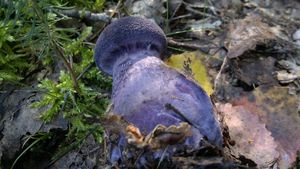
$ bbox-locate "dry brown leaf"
[226,14,276,58]
[276,70,299,83]
[125,122,192,150]
[145,122,191,149]
[124,0,165,24]
[217,103,283,168]
[276,60,300,83]
[126,124,144,145]
[223,86,300,168]
[231,56,277,86]
[252,87,300,162]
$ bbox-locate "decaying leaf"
[276,70,299,83]
[124,0,165,24]
[186,19,222,38]
[126,122,191,149]
[126,124,144,145]
[221,86,300,168]
[276,60,300,83]
[104,115,192,149]
[252,87,300,162]
[226,14,276,58]
[165,51,214,95]
[217,103,282,168]
[231,56,277,86]
[144,122,191,149]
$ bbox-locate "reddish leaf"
[220,86,300,168]
[217,103,287,168]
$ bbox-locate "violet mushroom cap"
[94,16,167,75]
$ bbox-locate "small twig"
[169,14,192,22]
[214,56,228,90]
[157,146,169,169]
[89,0,124,41]
[134,149,145,167]
[206,0,218,15]
[52,41,80,92]
[167,38,218,53]
[110,0,124,18]
[167,46,186,52]
[46,132,92,168]
[0,89,47,94]
[76,62,95,81]
[90,25,106,42]
[182,1,218,17]
[169,0,184,20]
[184,4,218,19]
[51,7,110,22]
[166,29,193,36]
[102,132,109,162]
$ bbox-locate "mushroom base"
[108,55,223,166]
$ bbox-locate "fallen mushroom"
[94,16,223,167]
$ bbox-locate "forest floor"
[1,0,300,169]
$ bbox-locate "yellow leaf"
[164,51,213,95]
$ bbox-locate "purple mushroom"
[94,16,223,166]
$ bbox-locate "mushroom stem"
[112,50,160,93]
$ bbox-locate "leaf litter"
[163,4,300,168]
[3,0,300,168]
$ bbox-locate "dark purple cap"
[94,16,167,75]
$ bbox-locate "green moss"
[1,0,112,161]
